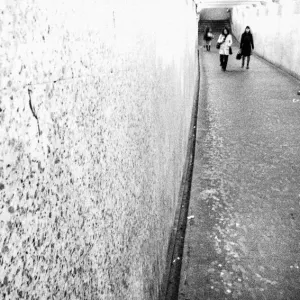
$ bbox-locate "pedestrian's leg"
[223,55,229,71]
[220,55,223,66]
[221,54,225,69]
[242,56,245,68]
[246,56,250,69]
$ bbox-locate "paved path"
[179,35,300,299]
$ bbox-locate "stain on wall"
[0,0,197,299]
[231,2,300,79]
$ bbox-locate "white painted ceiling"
[194,0,277,8]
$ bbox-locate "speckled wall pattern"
[0,0,197,299]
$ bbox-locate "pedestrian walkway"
[178,34,300,299]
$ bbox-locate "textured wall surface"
[231,1,300,79]
[0,0,197,299]
[200,8,230,20]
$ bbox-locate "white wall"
[231,1,300,79]
[0,0,197,299]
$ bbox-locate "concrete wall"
[0,0,197,299]
[200,8,230,20]
[231,1,300,79]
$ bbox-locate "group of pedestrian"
[203,25,254,71]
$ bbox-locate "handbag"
[236,50,242,60]
[216,36,225,50]
[229,46,233,55]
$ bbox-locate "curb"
[162,46,201,300]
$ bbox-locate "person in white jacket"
[217,27,233,71]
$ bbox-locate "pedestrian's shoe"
[241,64,244,68]
[246,65,249,69]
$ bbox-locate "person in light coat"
[217,27,233,71]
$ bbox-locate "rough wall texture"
[0,0,197,299]
[200,8,230,20]
[231,1,300,79]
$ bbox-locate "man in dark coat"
[240,26,254,69]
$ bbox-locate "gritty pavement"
[178,35,300,299]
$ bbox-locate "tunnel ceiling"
[195,0,277,8]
